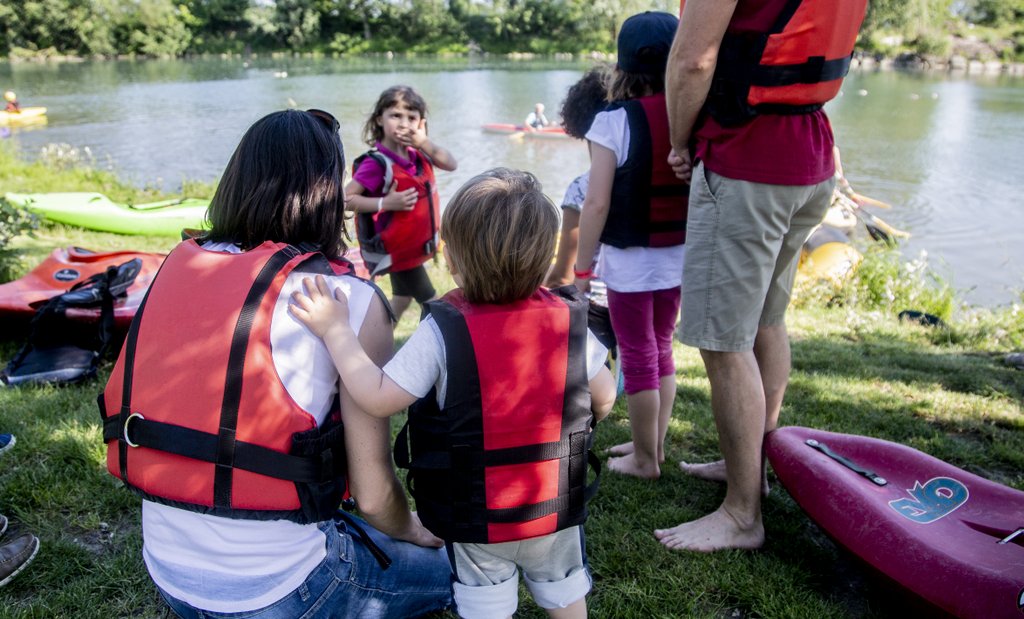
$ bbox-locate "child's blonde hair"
[442,168,558,305]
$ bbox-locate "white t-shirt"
[383,309,608,405]
[586,108,687,293]
[141,242,378,613]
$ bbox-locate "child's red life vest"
[98,239,353,524]
[685,0,868,126]
[354,149,440,276]
[394,286,599,544]
[601,93,689,249]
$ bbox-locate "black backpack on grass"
[1,259,142,387]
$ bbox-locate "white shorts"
[448,526,591,619]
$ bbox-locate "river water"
[1,57,1022,306]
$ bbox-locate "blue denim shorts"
[158,515,452,619]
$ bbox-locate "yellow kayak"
[0,107,47,125]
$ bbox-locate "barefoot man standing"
[657,0,867,551]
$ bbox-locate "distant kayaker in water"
[346,85,458,325]
[4,91,20,113]
[524,102,550,129]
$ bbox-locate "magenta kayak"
[765,426,1024,619]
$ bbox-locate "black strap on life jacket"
[99,248,352,524]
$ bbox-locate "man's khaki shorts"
[678,162,834,352]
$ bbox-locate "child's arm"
[289,275,419,417]
[545,208,581,288]
[341,297,442,547]
[574,144,616,290]
[407,119,458,172]
[589,366,615,422]
[344,178,417,213]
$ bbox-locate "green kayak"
[4,192,211,236]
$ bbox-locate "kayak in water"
[0,107,47,125]
[481,123,570,140]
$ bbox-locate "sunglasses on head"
[306,108,340,133]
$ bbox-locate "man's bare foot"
[607,453,660,479]
[603,441,665,463]
[679,459,771,497]
[653,507,765,552]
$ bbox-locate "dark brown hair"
[608,68,664,101]
[206,109,348,258]
[362,85,428,146]
[442,168,558,305]
[559,66,610,140]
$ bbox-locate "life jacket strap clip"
[123,412,145,448]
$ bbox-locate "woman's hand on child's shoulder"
[289,275,350,338]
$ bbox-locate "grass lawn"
[1,150,1022,617]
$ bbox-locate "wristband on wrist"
[376,197,383,213]
[573,267,595,279]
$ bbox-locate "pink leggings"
[607,287,681,395]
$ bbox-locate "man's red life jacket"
[354,149,440,276]
[394,286,599,544]
[601,93,689,249]
[682,0,868,126]
[98,239,354,524]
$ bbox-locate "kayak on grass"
[0,246,165,330]
[766,426,1024,619]
[0,245,369,330]
[5,192,211,236]
[0,107,47,125]
[796,225,862,287]
[481,123,570,140]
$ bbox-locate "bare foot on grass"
[679,459,771,497]
[654,507,765,552]
[603,441,665,463]
[607,453,660,479]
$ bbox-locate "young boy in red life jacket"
[292,168,617,619]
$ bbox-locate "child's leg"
[652,287,682,459]
[606,289,662,479]
[448,541,520,619]
[520,527,591,619]
[389,265,436,324]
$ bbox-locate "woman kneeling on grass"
[98,109,451,618]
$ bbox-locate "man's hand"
[668,148,693,184]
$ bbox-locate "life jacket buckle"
[123,412,145,448]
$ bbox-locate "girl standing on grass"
[346,85,458,324]
[574,11,689,480]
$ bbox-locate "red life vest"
[99,239,354,524]
[394,286,599,544]
[601,93,689,249]
[683,0,867,126]
[354,149,440,276]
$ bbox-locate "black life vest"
[354,149,440,276]
[394,286,599,544]
[695,0,868,126]
[99,240,357,524]
[600,93,689,249]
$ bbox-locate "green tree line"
[1,0,1021,59]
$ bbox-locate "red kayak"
[765,426,1024,618]
[0,246,369,330]
[481,123,570,140]
[0,247,165,329]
